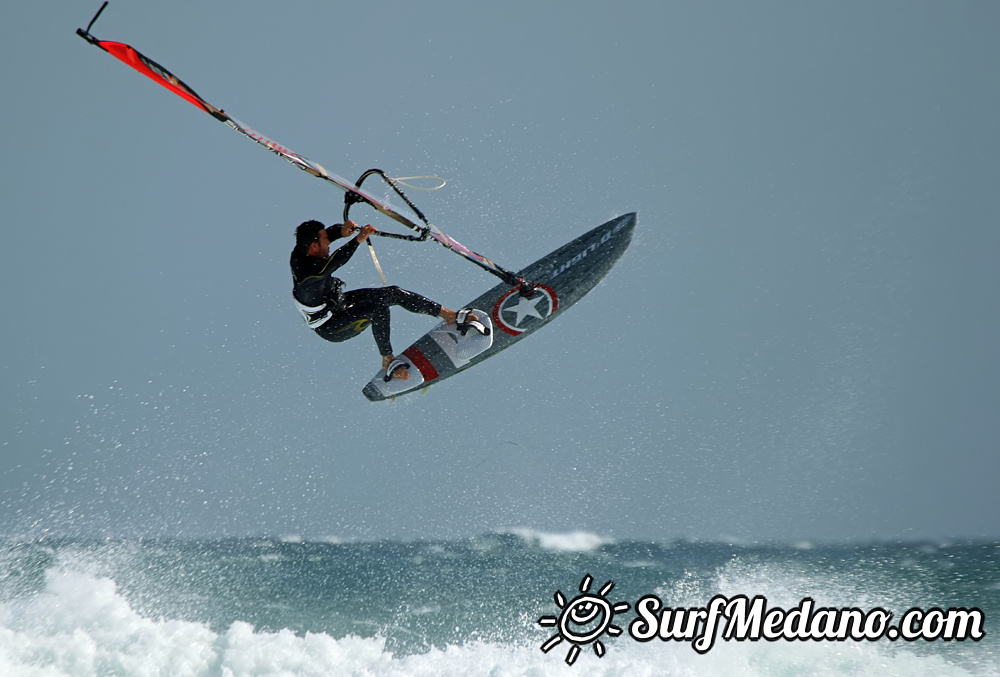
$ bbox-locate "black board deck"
[363,212,637,401]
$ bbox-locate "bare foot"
[382,354,411,381]
[439,308,459,324]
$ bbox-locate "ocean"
[1,531,996,676]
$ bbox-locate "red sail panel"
[97,40,222,117]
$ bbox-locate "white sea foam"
[503,528,614,552]
[0,566,995,677]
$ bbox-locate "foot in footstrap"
[456,308,491,337]
[383,358,410,382]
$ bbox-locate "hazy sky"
[2,1,998,543]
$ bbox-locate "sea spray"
[0,534,996,676]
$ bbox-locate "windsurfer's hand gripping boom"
[346,222,377,243]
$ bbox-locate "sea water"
[1,531,996,676]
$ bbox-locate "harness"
[293,273,349,329]
[293,296,332,329]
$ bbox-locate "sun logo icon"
[537,574,630,665]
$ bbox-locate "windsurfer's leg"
[315,300,392,356]
[381,286,442,317]
[365,304,394,357]
[346,286,452,319]
[341,287,459,380]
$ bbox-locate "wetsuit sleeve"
[294,237,361,281]
[325,237,361,273]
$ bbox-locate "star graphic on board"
[492,284,558,336]
[502,294,545,327]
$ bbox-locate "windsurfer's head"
[296,219,340,258]
[296,219,348,248]
[295,220,326,248]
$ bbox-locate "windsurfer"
[290,219,466,381]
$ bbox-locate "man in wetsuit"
[290,219,465,381]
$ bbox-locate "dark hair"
[295,220,326,248]
[295,220,346,249]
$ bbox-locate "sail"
[76,4,523,287]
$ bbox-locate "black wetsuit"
[290,237,442,356]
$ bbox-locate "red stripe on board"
[403,346,439,382]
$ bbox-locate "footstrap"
[456,308,491,337]
[383,358,409,382]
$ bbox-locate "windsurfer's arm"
[318,221,377,273]
[326,237,362,272]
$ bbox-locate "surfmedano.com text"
[628,595,985,653]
